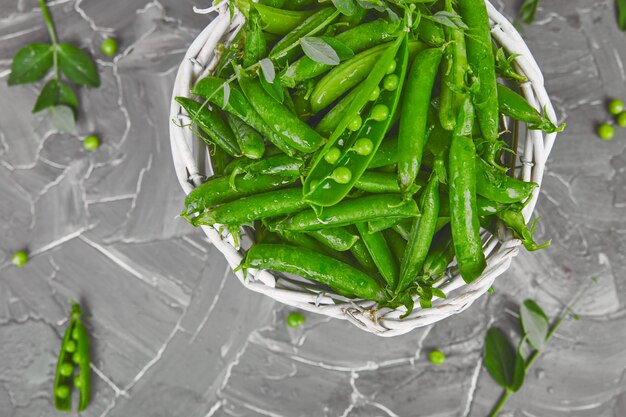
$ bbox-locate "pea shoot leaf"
[48,105,76,133]
[511,349,526,392]
[8,43,54,85]
[57,43,100,87]
[320,37,354,61]
[222,82,231,108]
[301,37,341,65]
[516,0,539,25]
[243,10,266,67]
[331,0,358,16]
[484,328,518,389]
[33,79,78,114]
[259,62,283,103]
[520,299,549,350]
[431,287,447,300]
[426,11,468,31]
[618,0,626,31]
[259,58,275,83]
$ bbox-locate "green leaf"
[619,0,626,31]
[511,349,526,392]
[57,43,100,87]
[319,37,354,61]
[331,0,358,16]
[259,58,275,83]
[48,105,76,133]
[8,43,54,85]
[427,11,468,30]
[33,79,78,114]
[259,69,284,103]
[520,299,549,351]
[431,287,447,300]
[517,0,539,25]
[301,37,341,65]
[484,328,518,389]
[243,10,266,67]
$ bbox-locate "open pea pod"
[303,34,409,207]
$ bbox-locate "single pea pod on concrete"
[193,77,298,156]
[397,47,443,193]
[496,205,551,251]
[193,187,308,227]
[53,303,90,412]
[242,244,386,301]
[303,35,409,206]
[475,156,537,203]
[306,227,360,251]
[182,174,297,219]
[276,193,420,231]
[397,174,441,293]
[175,97,241,158]
[448,97,487,283]
[356,222,399,289]
[457,0,499,143]
[239,72,325,153]
[497,83,564,133]
[269,8,339,64]
[281,19,400,87]
[226,113,266,160]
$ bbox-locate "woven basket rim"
[169,0,559,337]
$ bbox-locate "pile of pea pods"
[177,0,562,313]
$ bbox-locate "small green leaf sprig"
[515,0,540,27]
[8,0,100,130]
[483,278,596,417]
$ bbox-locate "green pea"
[348,115,362,131]
[609,99,624,115]
[55,385,71,399]
[369,85,380,102]
[386,60,397,74]
[72,327,80,340]
[331,167,352,184]
[487,287,494,294]
[371,104,389,121]
[324,147,342,164]
[618,112,626,127]
[286,311,305,328]
[353,138,373,155]
[74,376,83,389]
[83,135,100,151]
[60,363,74,377]
[428,349,446,365]
[11,250,29,267]
[598,123,615,140]
[383,74,399,91]
[72,352,82,364]
[65,340,77,353]
[101,38,119,56]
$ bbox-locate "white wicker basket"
[169,1,559,337]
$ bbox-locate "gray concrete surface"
[1,1,625,416]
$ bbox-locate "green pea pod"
[226,113,266,160]
[277,193,419,231]
[422,227,455,280]
[439,6,468,131]
[192,77,298,156]
[216,31,245,78]
[458,0,499,142]
[175,97,241,158]
[209,143,233,175]
[475,156,537,203]
[336,5,367,29]
[269,8,339,64]
[244,9,267,67]
[239,154,304,178]
[382,228,407,264]
[497,83,564,133]
[243,244,386,301]
[193,187,308,226]
[182,174,297,219]
[367,136,398,168]
[239,73,325,153]
[392,219,412,240]
[282,19,400,87]
[292,88,312,120]
[304,36,410,206]
[476,197,508,216]
[253,3,316,35]
[276,229,354,263]
[307,227,359,251]
[53,303,90,412]
[314,86,361,136]
[416,16,445,47]
[368,217,402,234]
[426,103,452,158]
[397,174,440,293]
[354,171,422,194]
[356,223,399,288]
[259,0,315,10]
[497,206,551,251]
[398,47,443,192]
[349,239,380,277]
[448,98,486,283]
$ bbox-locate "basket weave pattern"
[169,1,559,337]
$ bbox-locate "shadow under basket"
[169,1,560,337]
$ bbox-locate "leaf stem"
[38,0,60,80]
[488,389,512,417]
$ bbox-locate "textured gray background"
[0,0,625,416]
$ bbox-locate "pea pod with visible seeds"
[356,223,399,288]
[176,97,241,158]
[497,83,564,133]
[242,244,386,301]
[448,97,486,283]
[226,113,265,160]
[193,77,298,156]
